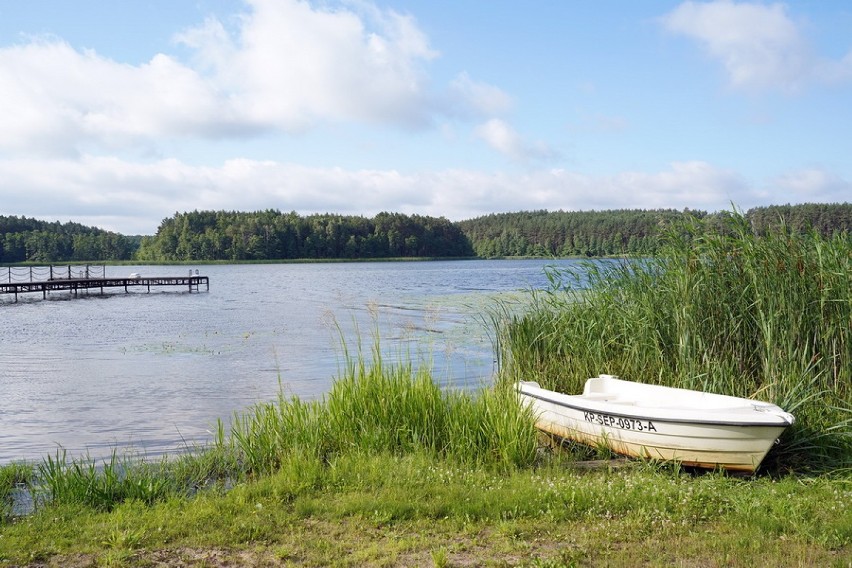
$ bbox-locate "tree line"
[1,203,850,263]
[134,210,474,261]
[746,203,852,236]
[457,209,698,257]
[0,216,137,263]
[458,204,852,258]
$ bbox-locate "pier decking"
[1,266,209,302]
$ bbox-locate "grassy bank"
[2,452,850,566]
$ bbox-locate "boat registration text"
[583,411,657,432]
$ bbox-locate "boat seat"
[582,393,612,401]
[582,394,637,406]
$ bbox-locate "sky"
[1,1,851,235]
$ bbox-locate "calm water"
[0,259,585,464]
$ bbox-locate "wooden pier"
[1,266,209,302]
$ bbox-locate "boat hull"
[518,377,794,472]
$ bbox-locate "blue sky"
[1,1,850,234]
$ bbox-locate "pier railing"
[2,265,106,283]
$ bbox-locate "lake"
[0,259,587,465]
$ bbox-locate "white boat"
[517,374,795,472]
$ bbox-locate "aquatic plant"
[35,450,173,511]
[0,462,32,520]
[221,340,538,476]
[496,211,852,471]
[0,463,31,499]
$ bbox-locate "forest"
[1,203,850,263]
[457,208,696,257]
[746,203,852,235]
[0,216,137,263]
[458,204,852,257]
[134,210,474,261]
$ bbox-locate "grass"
[1,453,849,566]
[496,212,852,473]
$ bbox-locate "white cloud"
[474,118,557,162]
[770,169,852,201]
[606,161,750,209]
[661,0,852,92]
[447,72,513,117]
[0,0,515,158]
[3,156,820,234]
[0,38,247,157]
[184,0,439,129]
[175,1,512,127]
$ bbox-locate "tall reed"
[36,450,174,511]
[0,463,31,500]
[222,338,539,476]
[0,462,32,520]
[497,212,851,471]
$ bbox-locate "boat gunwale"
[518,386,795,428]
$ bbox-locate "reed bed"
[219,340,539,477]
[496,213,852,471]
[27,443,240,513]
[36,450,175,511]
